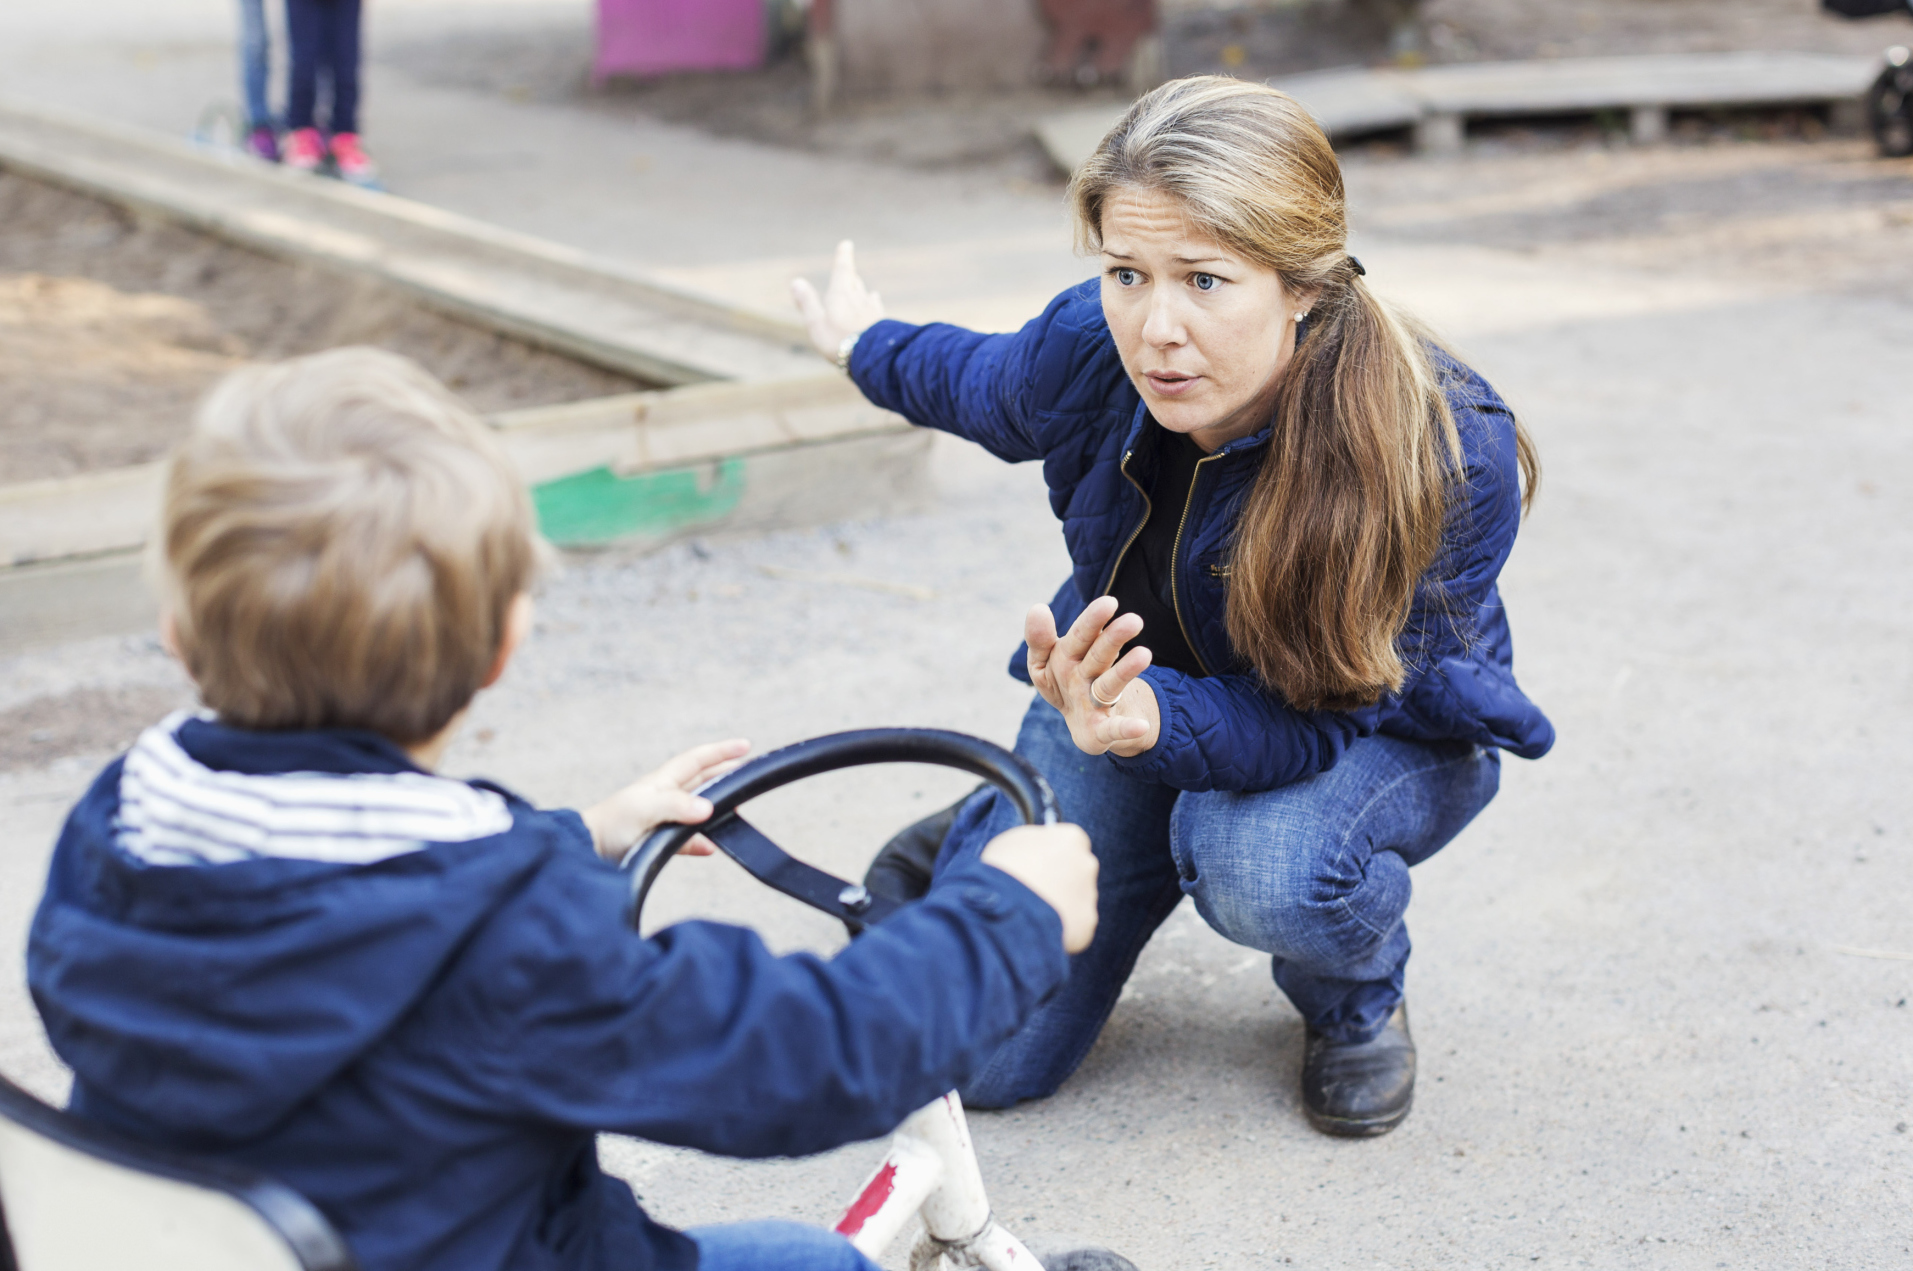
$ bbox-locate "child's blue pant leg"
[237,0,272,128]
[688,1220,882,1271]
[283,0,360,133]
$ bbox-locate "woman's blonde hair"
[1070,75,1539,711]
[159,347,540,745]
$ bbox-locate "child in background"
[282,0,377,186]
[238,0,278,160]
[26,348,1098,1271]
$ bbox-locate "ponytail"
[1225,270,1455,709]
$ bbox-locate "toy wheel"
[1867,53,1913,157]
[621,728,1057,931]
[1035,1248,1142,1270]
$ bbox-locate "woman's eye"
[1193,272,1219,291]
[1114,268,1139,286]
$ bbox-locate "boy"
[27,348,1097,1271]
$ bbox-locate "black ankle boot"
[859,790,978,906]
[1301,1002,1416,1137]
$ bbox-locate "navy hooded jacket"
[27,717,1069,1271]
[850,281,1553,791]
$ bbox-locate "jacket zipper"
[1100,449,1153,596]
[1168,455,1219,678]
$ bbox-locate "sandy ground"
[0,174,642,483]
[3,1,1913,1267]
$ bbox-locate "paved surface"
[3,2,1912,1267]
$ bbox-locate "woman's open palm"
[791,240,886,361]
[1026,597,1161,758]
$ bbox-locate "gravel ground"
[5,273,1911,1265]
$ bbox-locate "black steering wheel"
[622,728,1058,933]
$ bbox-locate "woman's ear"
[482,593,534,689]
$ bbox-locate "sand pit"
[0,172,645,485]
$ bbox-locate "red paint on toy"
[834,1161,898,1237]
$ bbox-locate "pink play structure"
[593,0,765,81]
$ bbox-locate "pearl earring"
[1295,312,1308,322]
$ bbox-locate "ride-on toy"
[624,729,1137,1271]
[1823,0,1913,156]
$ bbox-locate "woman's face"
[1098,186,1313,452]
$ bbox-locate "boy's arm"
[453,848,1069,1158]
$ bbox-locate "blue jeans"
[238,0,272,129]
[690,1221,880,1271]
[937,696,1500,1108]
[285,0,362,134]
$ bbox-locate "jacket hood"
[28,717,557,1145]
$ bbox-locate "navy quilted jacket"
[851,280,1554,793]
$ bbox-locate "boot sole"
[1304,1094,1413,1138]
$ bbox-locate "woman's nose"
[1141,297,1186,348]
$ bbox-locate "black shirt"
[1107,423,1210,678]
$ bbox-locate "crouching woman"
[794,76,1553,1136]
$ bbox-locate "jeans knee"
[1175,803,1412,968]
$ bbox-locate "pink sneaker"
[282,127,325,172]
[328,132,379,188]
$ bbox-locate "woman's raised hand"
[790,240,886,362]
[1025,597,1161,758]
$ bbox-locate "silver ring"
[1090,681,1123,708]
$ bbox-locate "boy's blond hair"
[160,347,539,745]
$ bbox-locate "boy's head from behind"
[161,347,538,746]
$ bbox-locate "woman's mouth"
[1144,371,1200,397]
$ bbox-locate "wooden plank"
[1265,67,1426,135]
[1405,52,1876,116]
[0,465,165,570]
[1035,51,1877,169]
[0,377,914,566]
[0,101,822,386]
[0,552,153,655]
[0,433,934,655]
[491,372,911,485]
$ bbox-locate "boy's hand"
[980,823,1099,953]
[582,739,751,863]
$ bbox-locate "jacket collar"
[1122,399,1272,460]
[173,714,427,778]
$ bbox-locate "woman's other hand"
[581,739,751,863]
[790,240,886,362]
[1025,597,1161,758]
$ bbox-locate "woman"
[792,77,1552,1137]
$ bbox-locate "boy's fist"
[980,823,1099,954]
